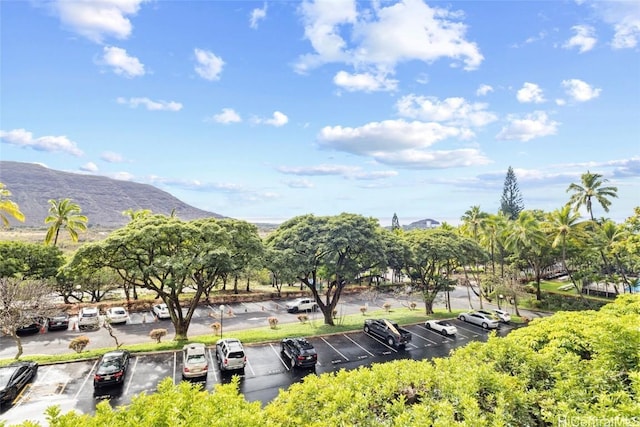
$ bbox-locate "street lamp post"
[219,304,225,338]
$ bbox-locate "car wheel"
[459,315,466,322]
[387,336,396,347]
[364,325,370,333]
[290,357,296,370]
[426,323,432,329]
[441,330,448,336]
[482,322,488,329]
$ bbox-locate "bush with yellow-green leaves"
[18,295,640,426]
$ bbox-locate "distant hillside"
[404,218,441,230]
[0,161,224,228]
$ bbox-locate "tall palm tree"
[0,183,25,227]
[544,205,588,296]
[44,198,88,246]
[566,170,618,221]
[460,205,487,241]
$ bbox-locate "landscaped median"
[0,307,526,366]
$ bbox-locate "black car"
[281,337,317,369]
[16,318,44,336]
[0,361,38,407]
[93,350,131,389]
[47,312,70,331]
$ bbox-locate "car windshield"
[98,357,122,373]
[0,368,17,388]
[83,312,97,318]
[187,354,206,363]
[112,309,126,315]
[228,351,244,359]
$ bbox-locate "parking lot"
[1,316,518,426]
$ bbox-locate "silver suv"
[215,338,246,372]
[78,307,100,330]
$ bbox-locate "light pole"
[219,304,225,338]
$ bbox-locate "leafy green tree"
[505,210,553,300]
[267,213,386,325]
[0,182,25,227]
[566,170,618,221]
[0,241,64,279]
[44,198,88,246]
[460,205,488,241]
[402,228,485,314]
[499,166,524,220]
[68,215,254,340]
[543,205,588,295]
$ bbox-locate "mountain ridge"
[0,161,224,228]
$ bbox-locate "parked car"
[285,298,318,313]
[215,338,246,372]
[93,350,130,389]
[16,318,43,335]
[363,318,412,348]
[281,337,318,369]
[424,319,458,336]
[78,307,101,330]
[47,312,70,331]
[492,309,511,323]
[0,361,38,407]
[152,303,171,319]
[182,343,208,379]
[105,307,129,324]
[458,311,500,329]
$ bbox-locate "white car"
[182,343,208,379]
[77,307,101,330]
[285,298,318,313]
[492,309,511,323]
[105,307,129,324]
[152,303,171,319]
[458,311,500,329]
[425,319,458,336]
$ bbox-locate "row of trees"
[0,171,638,343]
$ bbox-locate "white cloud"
[278,164,398,180]
[80,162,98,172]
[50,0,148,43]
[194,48,224,81]
[295,0,483,90]
[333,70,398,92]
[476,84,493,96]
[563,25,597,53]
[116,97,182,111]
[100,46,145,78]
[255,111,289,127]
[285,179,315,188]
[0,128,83,156]
[496,111,559,142]
[212,108,242,124]
[584,0,640,49]
[316,119,490,169]
[250,3,267,29]
[516,82,545,103]
[396,95,498,127]
[101,151,125,163]
[562,79,601,102]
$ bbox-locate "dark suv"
[281,337,317,369]
[93,350,130,389]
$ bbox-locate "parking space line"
[269,343,290,370]
[320,337,349,362]
[172,352,177,384]
[124,356,139,395]
[454,323,486,336]
[75,359,98,400]
[207,348,218,382]
[245,359,256,376]
[363,333,400,353]
[343,334,375,357]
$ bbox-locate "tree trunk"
[424,299,434,315]
[11,332,23,360]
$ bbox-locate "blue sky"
[1,0,639,226]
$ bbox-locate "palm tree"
[544,205,588,296]
[460,205,487,241]
[566,171,618,221]
[0,183,25,227]
[44,198,88,246]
